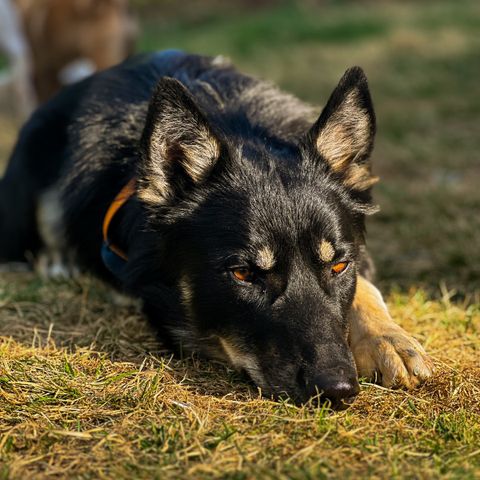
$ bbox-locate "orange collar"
[102,178,136,261]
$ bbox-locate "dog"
[14,0,137,103]
[0,50,434,408]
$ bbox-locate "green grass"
[139,4,389,56]
[1,0,480,478]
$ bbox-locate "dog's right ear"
[138,77,221,204]
[305,67,378,192]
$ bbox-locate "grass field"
[1,0,480,478]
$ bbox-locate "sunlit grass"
[0,273,479,479]
[1,0,479,478]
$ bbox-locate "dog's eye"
[331,261,348,275]
[231,267,255,283]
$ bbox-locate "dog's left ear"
[138,77,221,204]
[306,67,378,191]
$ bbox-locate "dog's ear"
[138,77,221,204]
[306,67,378,192]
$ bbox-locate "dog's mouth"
[238,368,255,384]
[217,337,359,408]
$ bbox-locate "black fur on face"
[130,67,377,405]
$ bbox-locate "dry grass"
[1,0,480,478]
[0,274,479,479]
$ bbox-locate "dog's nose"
[300,369,360,409]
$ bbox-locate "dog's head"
[136,67,377,408]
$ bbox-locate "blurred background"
[0,0,479,298]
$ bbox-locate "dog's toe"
[397,344,435,386]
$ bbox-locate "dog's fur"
[0,51,433,406]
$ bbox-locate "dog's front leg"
[349,276,434,388]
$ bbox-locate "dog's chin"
[325,394,357,411]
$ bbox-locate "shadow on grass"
[0,272,258,400]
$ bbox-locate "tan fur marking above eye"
[319,239,335,262]
[257,246,275,270]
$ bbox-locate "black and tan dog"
[0,51,433,407]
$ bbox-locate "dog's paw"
[351,324,434,389]
[349,276,434,389]
[35,250,80,280]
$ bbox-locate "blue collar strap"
[101,242,128,279]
